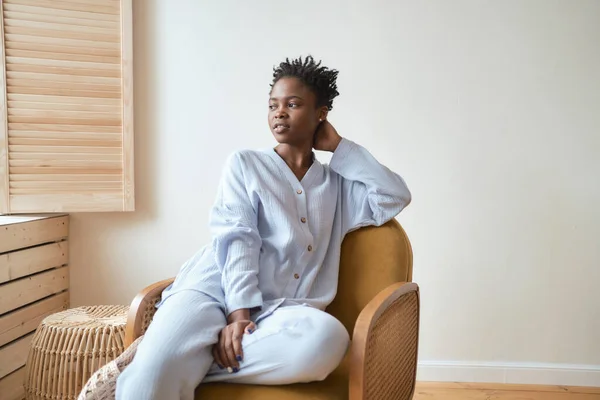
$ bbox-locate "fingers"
[217,331,230,370]
[245,321,257,335]
[224,331,239,371]
[212,345,224,370]
[215,322,256,374]
[232,323,244,363]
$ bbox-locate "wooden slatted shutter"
[0,0,133,213]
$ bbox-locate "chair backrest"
[325,219,413,335]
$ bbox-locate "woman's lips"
[273,124,290,133]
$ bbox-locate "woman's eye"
[288,103,297,108]
[269,105,276,110]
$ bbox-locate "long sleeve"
[209,152,263,316]
[329,138,411,233]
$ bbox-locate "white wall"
[69,0,600,386]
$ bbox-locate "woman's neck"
[274,144,313,168]
[274,143,314,180]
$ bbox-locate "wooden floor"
[414,382,600,399]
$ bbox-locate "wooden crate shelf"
[0,214,70,400]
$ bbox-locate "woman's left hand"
[313,120,342,152]
[212,319,256,372]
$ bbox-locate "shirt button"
[294,273,300,279]
[296,189,303,194]
[301,217,306,223]
[307,245,313,251]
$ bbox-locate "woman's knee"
[116,348,200,400]
[294,311,350,381]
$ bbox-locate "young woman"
[115,56,411,399]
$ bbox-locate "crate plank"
[0,241,68,284]
[0,292,69,347]
[0,333,33,379]
[0,367,25,400]
[0,267,69,315]
[0,215,68,253]
[0,215,52,226]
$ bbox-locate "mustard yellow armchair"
[125,219,420,399]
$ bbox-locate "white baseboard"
[417,361,600,387]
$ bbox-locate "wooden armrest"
[349,282,420,400]
[124,278,175,347]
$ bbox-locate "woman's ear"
[318,107,329,122]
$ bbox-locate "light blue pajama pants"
[115,290,349,400]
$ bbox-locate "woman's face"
[268,77,327,146]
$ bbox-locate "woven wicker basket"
[24,305,129,400]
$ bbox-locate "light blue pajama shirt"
[159,137,411,322]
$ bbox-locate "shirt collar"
[264,147,323,189]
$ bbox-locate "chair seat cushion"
[195,357,349,400]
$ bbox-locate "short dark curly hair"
[270,55,340,110]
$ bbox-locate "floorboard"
[414,382,600,399]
